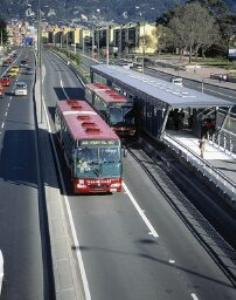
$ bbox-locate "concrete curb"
[34,62,85,299]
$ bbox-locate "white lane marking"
[4,111,8,117]
[60,78,70,99]
[7,103,10,108]
[191,293,199,300]
[1,122,5,129]
[42,96,92,300]
[51,51,85,88]
[168,259,175,264]
[122,182,159,238]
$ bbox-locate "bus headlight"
[111,183,121,188]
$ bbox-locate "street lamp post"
[82,31,85,55]
[142,21,146,73]
[92,27,95,59]
[38,0,43,123]
[106,25,110,65]
[0,29,3,46]
[97,28,100,61]
[119,25,122,59]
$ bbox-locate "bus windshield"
[109,105,135,126]
[77,147,99,165]
[100,147,120,163]
[76,146,121,178]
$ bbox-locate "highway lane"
[0,48,49,299]
[144,67,236,104]
[43,49,236,300]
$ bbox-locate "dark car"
[2,59,11,67]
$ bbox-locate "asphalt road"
[42,49,236,300]
[0,48,50,299]
[144,67,236,105]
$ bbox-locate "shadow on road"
[54,87,85,101]
[78,244,235,290]
[0,129,38,187]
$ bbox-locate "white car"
[14,82,28,96]
[0,250,4,295]
[171,77,183,86]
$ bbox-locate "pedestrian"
[199,138,206,159]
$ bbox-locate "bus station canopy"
[91,65,234,109]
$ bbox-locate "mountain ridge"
[0,0,234,24]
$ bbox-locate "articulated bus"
[85,83,136,137]
[55,99,123,194]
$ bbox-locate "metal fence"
[208,129,236,156]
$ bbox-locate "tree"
[0,19,7,45]
[187,0,233,56]
[168,2,220,62]
[156,25,174,54]
[187,0,228,16]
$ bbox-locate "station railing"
[208,128,236,155]
[163,132,236,206]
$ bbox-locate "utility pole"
[82,31,85,55]
[38,0,43,123]
[119,25,122,59]
[53,29,55,47]
[97,28,100,61]
[92,27,94,58]
[0,29,2,46]
[106,25,110,65]
[142,21,146,73]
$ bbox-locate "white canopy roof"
[91,65,234,108]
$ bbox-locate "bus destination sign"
[80,140,118,146]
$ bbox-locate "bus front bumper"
[72,178,123,194]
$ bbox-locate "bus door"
[146,101,153,133]
[152,105,160,137]
[94,95,108,121]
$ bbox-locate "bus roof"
[56,100,119,141]
[86,83,127,104]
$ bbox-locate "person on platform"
[199,138,206,159]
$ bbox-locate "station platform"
[163,130,236,205]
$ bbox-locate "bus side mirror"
[122,147,127,158]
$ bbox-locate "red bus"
[85,83,136,137]
[55,99,123,194]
